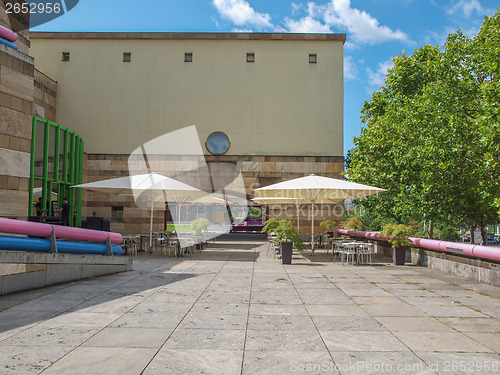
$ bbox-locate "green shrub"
[320,220,338,232]
[190,218,210,235]
[381,223,415,248]
[263,219,305,250]
[261,218,281,234]
[340,217,366,231]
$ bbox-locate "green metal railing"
[28,116,84,227]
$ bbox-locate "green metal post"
[63,129,69,185]
[28,118,37,217]
[42,120,50,217]
[76,137,84,227]
[54,125,60,183]
[29,117,84,226]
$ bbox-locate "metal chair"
[340,243,358,265]
[358,243,374,265]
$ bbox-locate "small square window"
[111,206,124,220]
[62,52,70,62]
[185,53,193,62]
[246,53,255,62]
[123,52,131,62]
[309,54,317,63]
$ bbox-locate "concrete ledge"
[410,247,500,287]
[0,250,133,295]
[353,237,500,287]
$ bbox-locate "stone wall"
[0,5,58,219]
[0,250,133,295]
[33,68,57,121]
[0,0,30,54]
[410,247,500,287]
[82,154,345,234]
[0,44,34,218]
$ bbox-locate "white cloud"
[367,59,394,87]
[446,0,482,17]
[212,0,410,45]
[344,56,358,80]
[231,28,254,32]
[212,0,273,30]
[315,0,410,44]
[284,16,331,33]
[291,2,304,15]
[285,3,330,33]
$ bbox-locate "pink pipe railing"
[0,218,122,244]
[336,228,500,262]
[0,25,17,42]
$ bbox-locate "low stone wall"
[0,250,133,295]
[349,236,500,287]
[410,247,500,287]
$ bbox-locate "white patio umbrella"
[73,172,207,246]
[254,174,386,254]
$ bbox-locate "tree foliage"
[190,218,210,235]
[340,217,366,231]
[348,10,500,244]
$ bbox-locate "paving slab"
[0,240,499,374]
[392,331,494,352]
[437,317,500,332]
[144,349,243,375]
[40,347,157,375]
[331,351,435,375]
[374,316,456,332]
[321,331,410,352]
[163,328,246,350]
[243,350,338,374]
[82,327,172,348]
[416,352,500,375]
[0,345,71,375]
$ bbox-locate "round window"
[206,131,230,155]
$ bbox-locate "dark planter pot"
[281,242,293,264]
[393,246,406,265]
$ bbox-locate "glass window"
[247,53,255,62]
[62,52,70,61]
[123,52,131,62]
[309,54,317,63]
[112,206,124,220]
[185,53,193,62]
[206,131,230,155]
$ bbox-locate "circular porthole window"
[206,131,230,155]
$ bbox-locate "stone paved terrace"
[0,237,499,375]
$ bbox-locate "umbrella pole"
[296,203,300,233]
[177,204,181,231]
[149,199,154,249]
[311,202,315,256]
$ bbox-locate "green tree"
[348,10,500,245]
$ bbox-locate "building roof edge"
[30,32,347,43]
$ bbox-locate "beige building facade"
[29,32,346,234]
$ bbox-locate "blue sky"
[33,0,497,156]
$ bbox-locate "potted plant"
[262,219,305,264]
[380,223,415,265]
[261,218,281,236]
[320,220,338,237]
[190,218,210,249]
